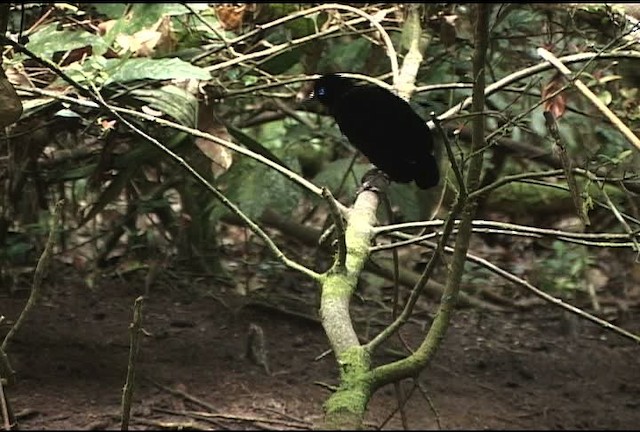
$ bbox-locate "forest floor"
[1,262,640,430]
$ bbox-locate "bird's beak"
[298,86,316,104]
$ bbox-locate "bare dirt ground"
[2,266,640,430]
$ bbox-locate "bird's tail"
[415,155,440,189]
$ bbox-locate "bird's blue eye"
[317,87,326,97]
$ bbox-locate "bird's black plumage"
[312,74,439,189]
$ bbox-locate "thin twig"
[416,380,442,430]
[418,239,640,344]
[365,198,464,353]
[431,112,466,194]
[375,217,638,242]
[377,380,418,430]
[121,296,144,431]
[154,407,312,429]
[0,377,12,431]
[144,377,217,412]
[0,346,14,387]
[587,172,640,255]
[322,187,347,272]
[369,3,493,390]
[395,4,427,98]
[182,3,236,56]
[434,51,640,125]
[205,4,399,82]
[1,200,63,352]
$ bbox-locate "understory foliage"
[0,2,637,327]
[1,4,638,291]
[1,2,640,429]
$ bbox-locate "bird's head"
[311,74,355,108]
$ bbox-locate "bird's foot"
[358,168,390,195]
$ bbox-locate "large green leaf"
[89,3,128,18]
[226,125,290,170]
[103,57,211,84]
[131,85,198,127]
[387,182,422,222]
[261,47,305,75]
[26,23,109,58]
[313,157,370,196]
[318,38,372,73]
[215,156,302,221]
[91,2,209,20]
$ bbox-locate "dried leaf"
[586,268,609,291]
[97,19,118,36]
[131,29,162,57]
[195,103,234,178]
[440,14,458,47]
[115,16,176,57]
[153,15,176,55]
[542,73,567,119]
[544,111,590,227]
[5,65,33,88]
[0,76,24,127]
[216,4,248,31]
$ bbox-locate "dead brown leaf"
[0,76,23,127]
[114,15,176,57]
[97,19,118,36]
[542,73,567,120]
[195,103,234,178]
[440,14,458,47]
[215,4,257,30]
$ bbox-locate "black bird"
[312,73,439,189]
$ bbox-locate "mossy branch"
[369,3,493,390]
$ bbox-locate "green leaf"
[6,241,33,260]
[598,74,622,85]
[262,47,305,75]
[216,157,302,220]
[613,149,633,164]
[319,38,372,73]
[49,164,98,182]
[313,157,370,196]
[226,125,290,169]
[387,183,422,221]
[116,4,195,33]
[158,3,210,16]
[131,85,198,127]
[287,16,316,39]
[598,90,612,106]
[26,23,109,59]
[89,3,128,18]
[103,58,211,84]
